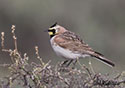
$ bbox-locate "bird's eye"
[48,28,56,35]
[52,29,56,34]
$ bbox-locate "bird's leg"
[66,59,73,67]
[61,60,69,67]
[72,58,79,69]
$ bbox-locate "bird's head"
[47,22,67,38]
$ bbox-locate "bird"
[46,22,115,67]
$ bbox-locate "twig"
[11,25,18,51]
[35,46,45,66]
[77,60,92,78]
[89,59,95,74]
[1,32,4,49]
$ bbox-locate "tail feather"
[94,55,115,67]
[90,52,115,67]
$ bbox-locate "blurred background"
[0,0,125,77]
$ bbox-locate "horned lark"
[46,22,115,67]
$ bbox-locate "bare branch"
[11,25,18,51]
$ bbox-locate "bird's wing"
[54,31,95,54]
[54,31,115,67]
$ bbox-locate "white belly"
[52,44,81,59]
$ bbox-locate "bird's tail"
[91,52,115,67]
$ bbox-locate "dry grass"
[0,25,125,88]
